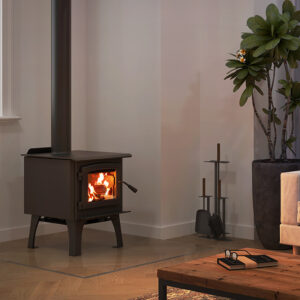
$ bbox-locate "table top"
[157,248,300,300]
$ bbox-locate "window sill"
[0,115,21,122]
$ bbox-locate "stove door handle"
[119,181,138,193]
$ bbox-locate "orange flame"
[88,171,116,202]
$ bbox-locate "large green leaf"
[283,0,295,17]
[293,11,300,22]
[281,12,291,23]
[262,108,270,115]
[250,57,265,65]
[277,23,288,35]
[237,69,249,80]
[289,19,299,30]
[226,67,237,75]
[241,35,271,49]
[285,84,292,97]
[281,34,293,40]
[240,85,254,106]
[226,60,245,68]
[278,44,289,58]
[233,77,241,85]
[224,70,239,80]
[286,136,296,153]
[271,24,275,36]
[254,85,264,95]
[264,38,280,50]
[290,37,300,48]
[249,65,261,71]
[247,17,259,33]
[233,79,245,92]
[278,87,286,96]
[248,69,258,77]
[254,15,269,30]
[279,79,288,86]
[281,38,300,51]
[292,26,300,37]
[241,32,253,39]
[291,47,300,60]
[292,82,300,99]
[266,4,280,26]
[288,53,298,68]
[274,116,281,125]
[253,45,267,57]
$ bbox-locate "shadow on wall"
[162,73,201,223]
[0,122,25,230]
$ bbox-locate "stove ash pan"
[23,149,135,256]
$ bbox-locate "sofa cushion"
[298,202,300,225]
[280,224,300,247]
[281,171,300,225]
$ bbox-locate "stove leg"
[28,215,40,249]
[66,220,84,256]
[111,214,123,248]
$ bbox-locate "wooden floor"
[0,229,264,300]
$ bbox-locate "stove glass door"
[88,171,116,203]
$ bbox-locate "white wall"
[86,0,162,234]
[87,0,271,240]
[0,0,278,242]
[0,0,51,242]
[160,0,257,239]
[0,0,87,242]
[161,0,202,232]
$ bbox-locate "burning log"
[94,184,106,195]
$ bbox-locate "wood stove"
[24,150,133,256]
[23,0,136,256]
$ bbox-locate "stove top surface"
[23,150,132,161]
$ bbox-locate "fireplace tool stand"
[196,143,230,240]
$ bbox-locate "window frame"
[0,0,20,121]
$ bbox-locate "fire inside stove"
[88,171,116,202]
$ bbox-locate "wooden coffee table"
[157,248,300,300]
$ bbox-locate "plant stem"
[267,71,274,158]
[270,64,277,158]
[290,112,294,137]
[271,65,276,91]
[289,112,296,156]
[281,61,291,160]
[271,101,277,157]
[252,94,274,160]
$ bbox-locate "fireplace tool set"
[195,143,230,239]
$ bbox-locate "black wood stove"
[23,0,136,256]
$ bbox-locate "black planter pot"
[253,159,300,250]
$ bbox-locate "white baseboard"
[87,220,195,239]
[0,223,67,243]
[226,223,255,240]
[88,220,255,240]
[0,220,255,243]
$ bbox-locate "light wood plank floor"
[0,229,267,300]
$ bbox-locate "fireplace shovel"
[195,196,211,237]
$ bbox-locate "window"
[0,0,20,121]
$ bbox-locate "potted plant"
[225,0,300,249]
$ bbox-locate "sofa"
[280,171,300,255]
